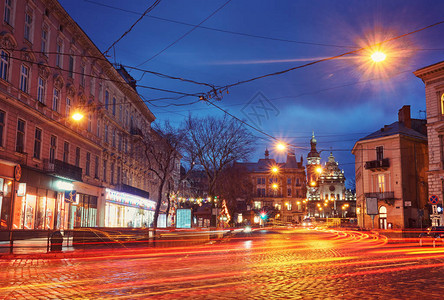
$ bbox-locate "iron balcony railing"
[364,158,390,170]
[364,191,395,200]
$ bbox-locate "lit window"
[378,174,385,193]
[441,93,444,116]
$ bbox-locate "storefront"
[0,159,17,232]
[104,188,156,228]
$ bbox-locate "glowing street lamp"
[271,166,279,174]
[72,112,84,121]
[276,142,287,152]
[272,183,278,189]
[371,51,386,62]
[316,167,323,174]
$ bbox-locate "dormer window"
[376,146,383,161]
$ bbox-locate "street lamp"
[276,142,287,152]
[72,112,84,121]
[271,166,279,174]
[371,51,386,62]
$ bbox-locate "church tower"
[306,132,321,188]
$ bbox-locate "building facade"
[0,0,160,236]
[414,61,444,226]
[306,134,355,219]
[238,150,307,225]
[352,106,428,230]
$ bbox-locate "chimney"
[398,105,411,129]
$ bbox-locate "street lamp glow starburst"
[72,112,84,121]
[371,51,386,62]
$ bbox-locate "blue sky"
[59,0,444,185]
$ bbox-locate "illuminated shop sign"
[105,189,156,211]
[17,183,26,197]
[55,180,74,191]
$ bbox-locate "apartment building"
[0,0,159,235]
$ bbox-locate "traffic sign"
[429,195,439,205]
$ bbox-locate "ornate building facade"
[306,134,356,219]
[0,0,165,237]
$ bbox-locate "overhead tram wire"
[2,47,217,90]
[84,0,359,49]
[136,0,233,68]
[198,19,444,101]
[103,0,162,56]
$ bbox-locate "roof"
[357,120,427,143]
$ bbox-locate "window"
[16,119,25,153]
[104,124,108,143]
[376,146,383,161]
[0,110,5,147]
[96,118,100,137]
[90,73,95,95]
[66,97,71,116]
[253,201,261,209]
[24,11,32,41]
[49,135,56,163]
[85,152,91,176]
[117,166,121,185]
[287,188,291,197]
[0,50,9,81]
[4,0,12,25]
[112,97,116,115]
[56,43,62,67]
[286,202,292,210]
[105,91,109,110]
[94,156,99,179]
[68,55,74,78]
[37,77,45,103]
[87,114,92,132]
[80,65,85,86]
[41,28,48,55]
[75,147,80,167]
[257,177,265,185]
[257,188,265,197]
[19,65,29,93]
[33,127,42,159]
[118,134,122,151]
[112,129,116,147]
[110,162,114,185]
[52,89,60,112]
[103,160,107,182]
[296,178,300,186]
[119,104,122,121]
[63,141,69,163]
[377,174,385,193]
[287,178,291,185]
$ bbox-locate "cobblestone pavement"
[1,228,444,299]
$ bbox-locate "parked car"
[419,226,444,247]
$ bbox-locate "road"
[0,227,443,299]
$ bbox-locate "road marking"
[357,261,417,270]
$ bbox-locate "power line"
[136,0,233,67]
[199,19,444,100]
[103,0,162,56]
[84,0,359,49]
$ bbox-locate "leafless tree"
[184,114,255,199]
[141,121,186,229]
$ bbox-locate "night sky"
[59,0,444,186]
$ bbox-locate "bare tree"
[141,121,184,229]
[184,114,255,199]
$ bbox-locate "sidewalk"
[0,228,233,259]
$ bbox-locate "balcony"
[44,159,83,181]
[364,158,390,170]
[365,191,395,200]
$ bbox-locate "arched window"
[379,206,387,229]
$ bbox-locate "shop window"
[33,127,42,159]
[0,178,13,229]
[0,50,9,81]
[16,119,25,153]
